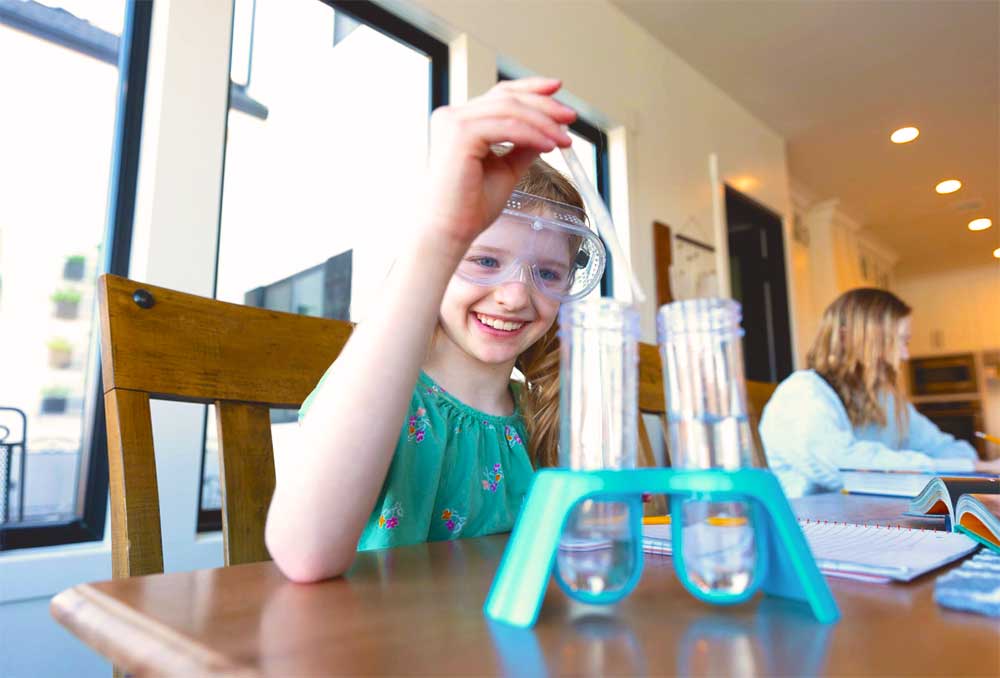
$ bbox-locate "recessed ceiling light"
[968,218,992,231]
[994,247,1000,259]
[890,127,919,144]
[935,179,962,194]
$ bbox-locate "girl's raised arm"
[264,78,575,582]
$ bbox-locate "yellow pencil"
[706,516,750,527]
[641,515,749,527]
[975,431,1000,445]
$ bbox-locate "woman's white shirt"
[758,369,976,497]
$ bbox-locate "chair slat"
[637,342,665,413]
[746,380,778,468]
[216,402,276,566]
[98,274,352,407]
[105,388,163,578]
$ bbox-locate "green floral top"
[298,371,534,551]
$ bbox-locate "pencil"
[642,515,671,525]
[640,515,749,527]
[975,431,1000,445]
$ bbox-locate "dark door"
[726,186,793,382]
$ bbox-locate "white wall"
[896,265,1000,357]
[389,0,792,341]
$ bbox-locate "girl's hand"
[422,77,577,252]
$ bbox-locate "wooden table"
[51,494,999,677]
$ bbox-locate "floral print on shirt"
[407,407,431,443]
[440,508,467,535]
[377,501,404,530]
[482,462,504,493]
[504,425,523,447]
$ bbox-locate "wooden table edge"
[51,584,258,678]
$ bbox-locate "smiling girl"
[264,78,604,582]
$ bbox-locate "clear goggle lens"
[454,191,606,302]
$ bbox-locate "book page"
[642,520,978,582]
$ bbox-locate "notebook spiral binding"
[798,518,924,532]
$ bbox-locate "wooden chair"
[98,274,353,578]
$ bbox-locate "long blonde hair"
[806,288,911,432]
[512,158,585,468]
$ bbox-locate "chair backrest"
[98,274,353,578]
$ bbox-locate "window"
[0,0,151,549]
[198,0,447,530]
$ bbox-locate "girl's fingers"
[488,80,576,125]
[495,77,562,95]
[456,96,573,147]
[461,116,558,153]
[498,91,576,126]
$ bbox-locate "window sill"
[0,532,224,604]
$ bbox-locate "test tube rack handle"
[484,468,840,628]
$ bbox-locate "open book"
[951,494,1000,553]
[908,476,1000,531]
[840,468,992,499]
[642,519,978,583]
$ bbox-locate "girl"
[760,287,1000,497]
[265,78,596,582]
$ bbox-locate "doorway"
[726,186,793,383]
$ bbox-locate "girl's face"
[437,272,561,369]
[437,212,574,368]
[896,316,912,363]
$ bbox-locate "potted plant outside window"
[63,255,86,281]
[41,386,70,415]
[47,337,73,369]
[51,288,82,320]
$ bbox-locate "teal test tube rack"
[484,468,840,628]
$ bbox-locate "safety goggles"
[454,191,606,302]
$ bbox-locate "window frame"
[197,0,449,533]
[0,0,153,551]
[564,115,614,297]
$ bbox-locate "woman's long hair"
[512,158,585,468]
[806,288,912,434]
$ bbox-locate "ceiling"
[612,0,999,275]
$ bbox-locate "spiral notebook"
[642,519,979,583]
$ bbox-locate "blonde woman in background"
[760,287,1000,497]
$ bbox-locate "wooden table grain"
[51,494,1000,677]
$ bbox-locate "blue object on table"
[934,550,1000,617]
[484,468,840,628]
